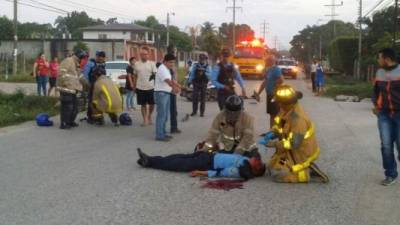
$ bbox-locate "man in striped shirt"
[373,48,400,186]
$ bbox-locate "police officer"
[188,53,211,117]
[211,48,247,110]
[57,49,86,129]
[83,50,106,123]
[201,95,258,156]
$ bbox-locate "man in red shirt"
[48,56,59,96]
[33,53,49,96]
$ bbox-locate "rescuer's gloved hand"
[266,140,281,148]
[258,131,276,146]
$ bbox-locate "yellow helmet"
[274,85,303,104]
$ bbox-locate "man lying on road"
[136,148,266,180]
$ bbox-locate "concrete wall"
[0,39,126,61]
[0,40,45,59]
[83,31,131,40]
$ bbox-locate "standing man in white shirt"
[134,47,158,126]
[310,60,317,93]
[154,54,182,142]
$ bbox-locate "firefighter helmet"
[225,95,244,112]
[274,85,303,105]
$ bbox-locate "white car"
[105,61,129,89]
[277,59,299,79]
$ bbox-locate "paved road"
[0,77,399,225]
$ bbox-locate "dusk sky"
[0,0,382,50]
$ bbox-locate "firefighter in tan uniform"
[201,95,258,157]
[260,85,329,183]
[57,49,87,129]
[90,66,123,126]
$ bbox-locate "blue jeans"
[37,76,48,96]
[126,90,136,109]
[378,111,400,178]
[154,91,171,139]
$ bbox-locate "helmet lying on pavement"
[35,113,54,127]
[119,113,132,126]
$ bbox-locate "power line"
[54,0,134,21]
[24,0,68,13]
[324,0,343,37]
[364,0,391,17]
[3,0,67,14]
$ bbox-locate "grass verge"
[0,74,36,83]
[324,75,373,99]
[177,67,187,85]
[0,90,58,128]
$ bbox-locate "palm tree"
[185,25,202,49]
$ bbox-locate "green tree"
[290,20,357,63]
[328,36,358,75]
[198,22,222,60]
[200,32,222,60]
[73,41,89,53]
[135,16,192,51]
[54,11,104,39]
[0,16,14,40]
[18,23,54,39]
[218,23,255,48]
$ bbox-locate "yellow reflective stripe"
[298,170,308,182]
[205,142,213,148]
[283,139,291,149]
[272,125,283,134]
[93,113,103,118]
[223,134,241,141]
[274,116,281,125]
[292,147,320,173]
[304,123,315,139]
[101,85,112,112]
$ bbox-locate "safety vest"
[217,62,235,87]
[192,63,209,84]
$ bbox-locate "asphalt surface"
[1,76,399,225]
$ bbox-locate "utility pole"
[166,12,175,47]
[226,0,242,52]
[357,0,362,80]
[324,0,343,37]
[317,19,325,60]
[260,20,269,41]
[274,36,278,50]
[394,0,398,47]
[13,0,18,76]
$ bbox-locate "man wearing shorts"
[254,56,284,128]
[134,47,158,126]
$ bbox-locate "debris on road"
[334,95,360,102]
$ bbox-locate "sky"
[0,0,382,50]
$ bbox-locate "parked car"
[105,61,129,91]
[277,59,299,79]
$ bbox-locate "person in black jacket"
[188,54,212,117]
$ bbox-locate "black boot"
[137,148,149,167]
